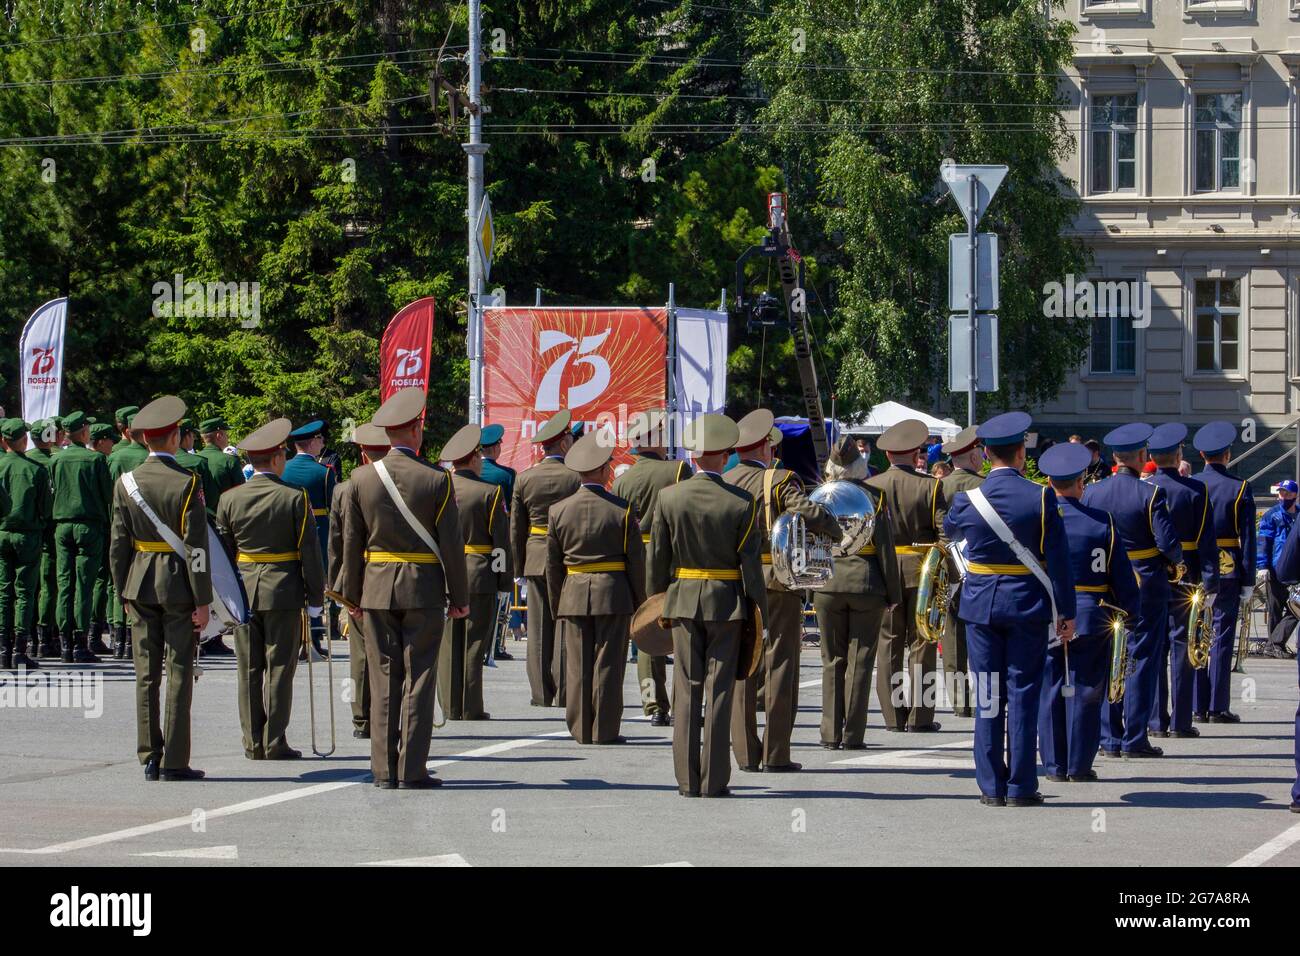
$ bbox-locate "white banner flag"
[672,307,728,456]
[19,297,68,422]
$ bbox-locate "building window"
[1194,93,1242,192]
[1081,0,1146,13]
[1185,0,1252,15]
[1090,94,1137,193]
[1090,313,1137,374]
[1194,279,1240,372]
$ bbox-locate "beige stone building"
[1038,0,1300,480]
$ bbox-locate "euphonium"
[1233,582,1265,673]
[1185,584,1212,671]
[1100,600,1130,704]
[914,542,952,645]
[770,480,877,590]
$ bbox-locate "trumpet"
[1183,584,1212,670]
[303,608,336,758]
[1099,600,1131,704]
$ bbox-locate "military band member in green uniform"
[939,426,984,718]
[217,418,325,760]
[437,423,511,721]
[338,388,470,789]
[815,436,903,748]
[511,410,580,708]
[327,423,389,739]
[109,396,213,781]
[107,406,148,660]
[26,418,59,658]
[0,419,46,669]
[198,417,246,497]
[724,409,841,772]
[649,414,767,798]
[865,419,948,732]
[49,411,113,663]
[610,409,687,726]
[547,431,647,744]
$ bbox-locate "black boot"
[60,627,74,663]
[72,630,100,664]
[12,630,39,669]
[87,621,111,656]
[114,624,130,660]
[39,625,59,659]
[1,629,12,669]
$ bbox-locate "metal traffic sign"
[948,313,999,393]
[941,163,1008,229]
[949,233,999,313]
[475,193,495,281]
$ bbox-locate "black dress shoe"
[1008,793,1045,807]
[353,729,370,739]
[1192,712,1208,723]
[1209,711,1241,723]
[649,713,670,727]
[245,750,265,760]
[1099,749,1122,758]
[160,767,205,781]
[1123,744,1163,758]
[820,741,843,750]
[1068,770,1099,782]
[374,778,397,790]
[1291,802,1300,814]
[679,789,700,798]
[1170,727,1200,738]
[764,762,802,773]
[1149,729,1169,738]
[1044,773,1068,783]
[739,764,762,773]
[398,776,443,789]
[265,748,303,760]
[495,650,514,661]
[843,742,868,750]
[144,757,159,781]
[979,794,1006,807]
[465,713,492,721]
[884,726,906,733]
[201,637,234,657]
[595,736,626,745]
[703,787,731,798]
[908,721,942,733]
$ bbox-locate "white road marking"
[1228,821,1300,867]
[0,730,571,856]
[798,679,822,689]
[133,845,238,860]
[833,737,975,769]
[645,860,693,867]
[362,853,470,867]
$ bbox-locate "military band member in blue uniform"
[1269,514,1300,812]
[1146,423,1218,739]
[943,413,1075,806]
[282,419,336,657]
[1191,421,1255,724]
[1082,423,1181,758]
[1037,443,1140,782]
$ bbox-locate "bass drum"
[200,520,250,640]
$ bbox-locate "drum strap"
[373,460,444,567]
[966,487,1059,643]
[121,472,189,563]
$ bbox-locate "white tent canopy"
[840,401,961,440]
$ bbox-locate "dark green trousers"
[0,530,41,633]
[438,592,495,719]
[815,591,885,747]
[234,609,303,758]
[37,530,56,630]
[54,520,106,632]
[346,613,370,733]
[130,601,197,769]
[637,652,670,716]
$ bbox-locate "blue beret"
[1147,422,1188,454]
[1103,422,1153,453]
[288,420,324,440]
[976,411,1032,447]
[481,423,505,445]
[1278,480,1298,494]
[1192,421,1236,456]
[1038,442,1092,481]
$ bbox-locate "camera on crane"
[745,292,788,333]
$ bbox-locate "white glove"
[498,591,511,603]
[308,605,322,619]
[1240,586,1254,604]
[1256,569,1269,586]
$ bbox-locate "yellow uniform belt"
[529,525,547,536]
[1216,538,1240,548]
[464,544,494,555]
[365,550,440,564]
[132,539,172,553]
[966,562,1037,576]
[1074,583,1108,593]
[895,545,930,555]
[641,533,652,544]
[675,567,741,581]
[1181,541,1199,551]
[237,550,300,563]
[1128,547,1160,560]
[312,508,328,517]
[566,561,627,574]
[760,553,773,565]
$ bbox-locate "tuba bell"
[1184,584,1212,670]
[914,543,955,645]
[1099,600,1131,703]
[770,480,877,590]
[1233,581,1266,673]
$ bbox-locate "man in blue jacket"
[1037,442,1140,782]
[1266,511,1300,813]
[282,419,336,657]
[943,412,1075,807]
[1257,479,1298,659]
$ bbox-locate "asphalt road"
[0,636,1296,867]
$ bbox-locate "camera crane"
[733,193,830,466]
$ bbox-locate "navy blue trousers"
[1038,632,1107,778]
[966,620,1048,799]
[1292,651,1299,806]
[1152,601,1196,734]
[1194,585,1239,714]
[1103,599,1167,752]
